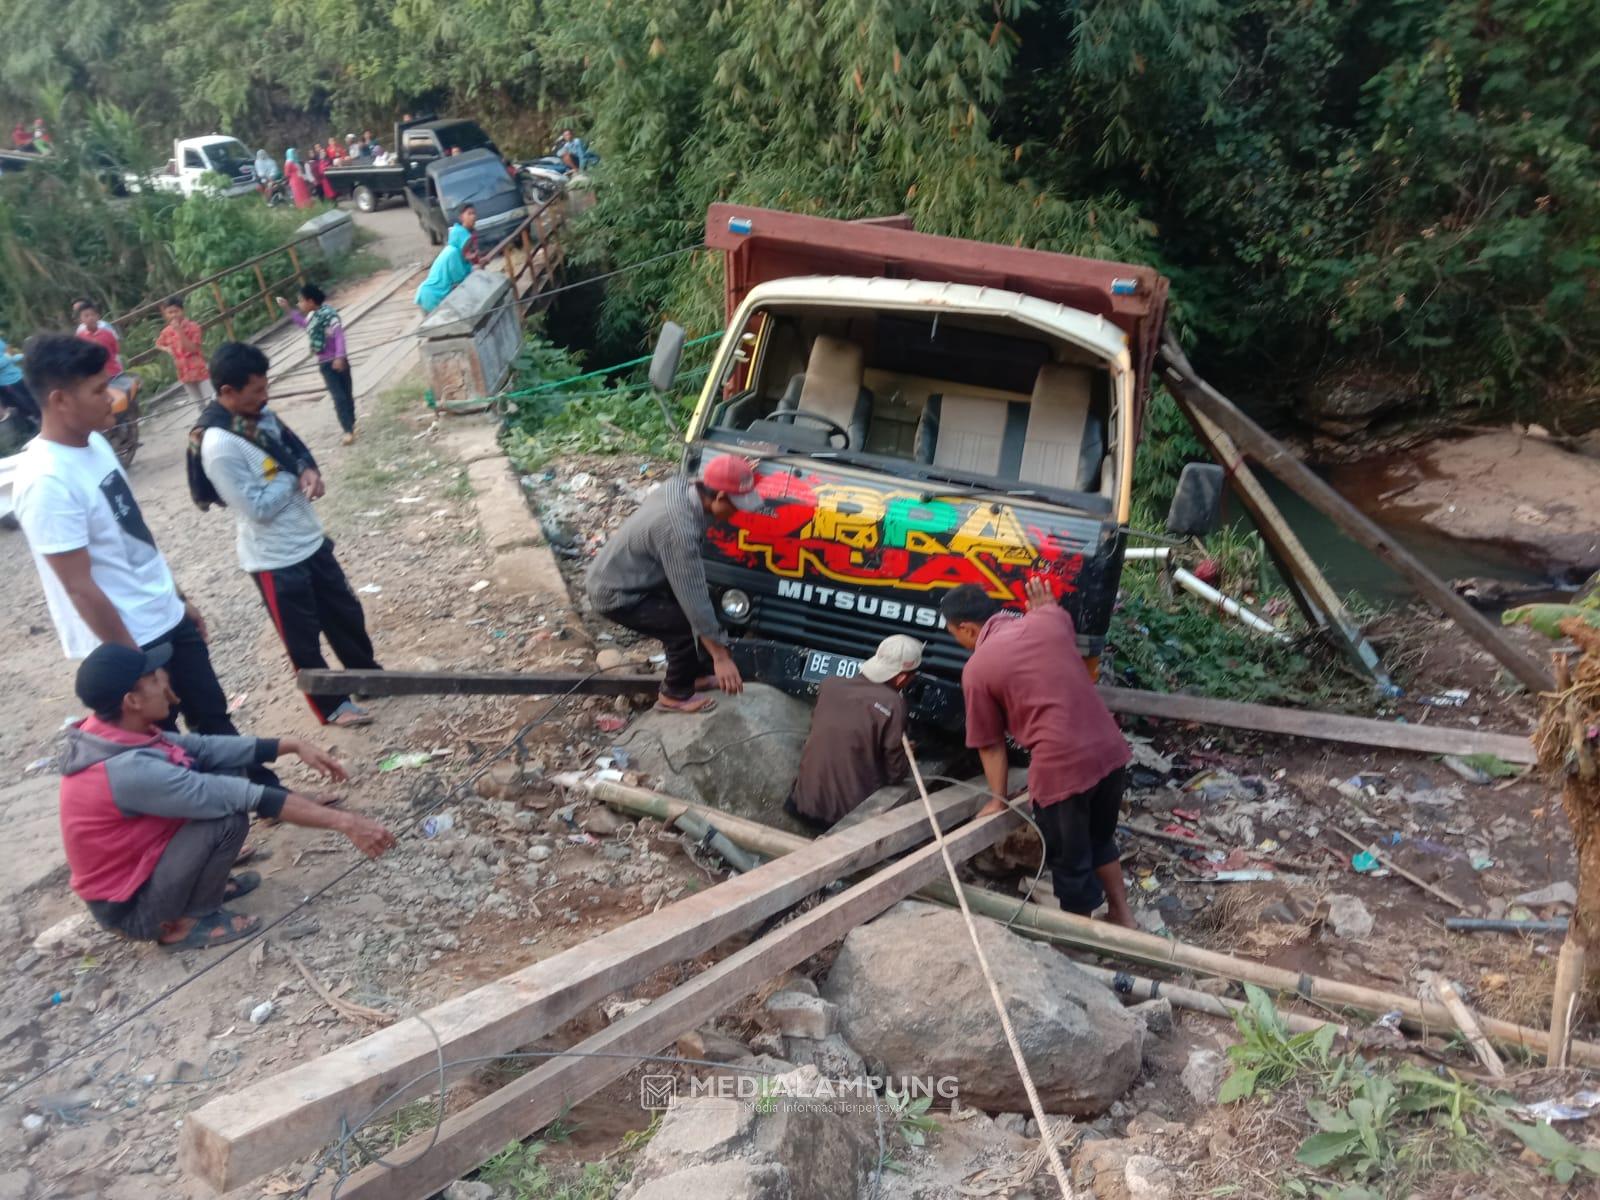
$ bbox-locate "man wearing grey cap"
[785,634,922,829]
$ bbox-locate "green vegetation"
[1217,984,1600,1197]
[477,1115,658,1200]
[4,2,1596,422]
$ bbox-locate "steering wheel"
[775,408,849,448]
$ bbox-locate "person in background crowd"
[12,121,34,151]
[275,283,356,443]
[414,204,477,313]
[345,134,360,159]
[310,146,336,201]
[72,299,119,342]
[0,334,40,423]
[12,335,244,740]
[325,137,343,164]
[940,577,1135,928]
[31,118,50,152]
[586,455,759,714]
[191,341,380,726]
[59,641,394,950]
[362,129,378,156]
[155,296,210,410]
[75,303,140,414]
[252,148,278,197]
[284,148,312,209]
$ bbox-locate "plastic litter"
[1419,688,1470,708]
[1351,851,1381,874]
[249,1001,274,1025]
[421,813,454,838]
[378,750,445,772]
[1375,1010,1404,1032]
[1518,1091,1600,1123]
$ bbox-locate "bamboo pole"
[593,783,1600,1068]
[1075,964,1348,1039]
[1429,978,1505,1076]
[1329,826,1473,913]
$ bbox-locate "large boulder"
[822,903,1143,1115]
[620,684,814,824]
[619,1065,878,1200]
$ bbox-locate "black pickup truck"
[322,117,500,213]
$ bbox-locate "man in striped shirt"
[587,456,760,714]
[190,342,380,727]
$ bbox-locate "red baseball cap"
[698,455,764,511]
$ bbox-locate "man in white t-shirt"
[13,334,241,738]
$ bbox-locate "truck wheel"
[427,223,442,246]
[354,186,377,213]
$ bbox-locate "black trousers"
[1032,767,1127,916]
[252,539,379,722]
[144,615,238,737]
[87,813,248,941]
[319,361,356,433]
[598,588,709,699]
[0,379,39,421]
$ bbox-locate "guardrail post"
[288,243,305,287]
[211,282,235,339]
[253,264,274,321]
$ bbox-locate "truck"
[129,136,258,198]
[647,204,1223,729]
[408,148,527,248]
[322,117,501,214]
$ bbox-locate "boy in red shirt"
[75,301,141,413]
[941,578,1134,927]
[155,296,211,409]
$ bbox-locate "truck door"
[403,130,439,183]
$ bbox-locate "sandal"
[223,871,261,903]
[326,701,374,727]
[159,909,260,952]
[692,676,720,693]
[654,693,717,715]
[234,842,273,865]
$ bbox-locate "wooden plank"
[295,669,662,698]
[1430,978,1506,1076]
[1156,337,1554,695]
[1097,685,1535,764]
[1174,394,1389,684]
[180,784,984,1193]
[309,809,1014,1199]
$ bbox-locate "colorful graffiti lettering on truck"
[650,204,1216,729]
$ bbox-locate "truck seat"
[778,336,871,448]
[918,395,1021,476]
[1019,364,1098,491]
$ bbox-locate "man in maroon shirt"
[940,578,1134,928]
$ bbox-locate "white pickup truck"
[129,136,259,198]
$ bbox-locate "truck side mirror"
[649,322,687,393]
[1165,462,1225,536]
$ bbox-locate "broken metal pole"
[296,668,662,698]
[1157,334,1555,695]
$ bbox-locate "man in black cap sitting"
[59,642,397,951]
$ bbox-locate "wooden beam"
[295,669,662,698]
[1096,685,1535,764]
[308,809,1014,1199]
[180,784,985,1193]
[1174,393,1389,684]
[1156,337,1554,695]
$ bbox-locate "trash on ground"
[249,1001,275,1025]
[378,750,449,772]
[1419,688,1470,708]
[421,813,455,838]
[1519,1091,1600,1123]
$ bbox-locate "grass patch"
[323,382,454,525]
[476,1114,660,1200]
[1199,985,1600,1197]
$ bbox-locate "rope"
[901,736,1078,1199]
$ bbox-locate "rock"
[1129,998,1173,1036]
[619,1066,876,1200]
[581,806,628,837]
[676,1028,751,1064]
[822,903,1142,1115]
[527,843,553,863]
[1124,1154,1177,1200]
[596,648,627,671]
[781,1033,866,1082]
[620,684,814,821]
[32,913,93,955]
[442,1183,495,1200]
[0,1169,38,1199]
[1302,375,1412,434]
[1180,1049,1227,1105]
[993,1112,1028,1135]
[764,991,838,1040]
[1514,882,1578,909]
[1325,894,1374,940]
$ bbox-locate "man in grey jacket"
[190,341,380,727]
[61,642,396,950]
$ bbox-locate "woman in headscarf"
[310,146,337,201]
[284,148,313,209]
[253,148,279,197]
[414,205,478,313]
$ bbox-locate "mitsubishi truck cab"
[130,136,257,197]
[653,205,1218,728]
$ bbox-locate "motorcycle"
[516,138,600,208]
[262,177,290,207]
[103,380,141,467]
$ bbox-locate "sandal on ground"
[326,701,373,727]
[654,692,717,715]
[160,909,260,952]
[223,871,261,903]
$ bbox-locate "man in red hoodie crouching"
[60,642,396,951]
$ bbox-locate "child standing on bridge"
[276,283,356,445]
[155,296,210,410]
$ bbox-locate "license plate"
[800,649,863,684]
